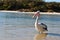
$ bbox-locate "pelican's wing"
[38,23,48,31]
[38,23,45,27]
[38,23,41,25]
[41,23,47,28]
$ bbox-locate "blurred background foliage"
[0,0,60,12]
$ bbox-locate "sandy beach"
[0,10,60,15]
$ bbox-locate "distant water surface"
[0,12,60,40]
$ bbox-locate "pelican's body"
[35,16,48,33]
[33,11,48,33]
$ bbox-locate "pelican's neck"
[35,16,39,25]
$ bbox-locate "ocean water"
[0,12,60,40]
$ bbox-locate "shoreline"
[0,10,60,15]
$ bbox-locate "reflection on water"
[34,33,60,40]
[34,33,47,40]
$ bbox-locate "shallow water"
[0,12,60,40]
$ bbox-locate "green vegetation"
[0,0,60,12]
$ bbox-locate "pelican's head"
[32,11,40,18]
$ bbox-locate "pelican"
[33,11,48,33]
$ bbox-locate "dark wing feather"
[41,23,48,31]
